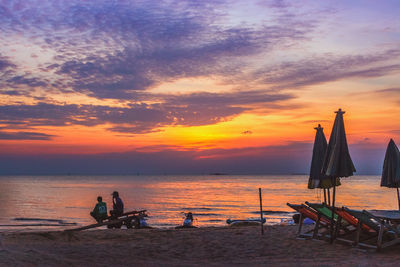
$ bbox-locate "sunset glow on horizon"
[0,0,399,174]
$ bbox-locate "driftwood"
[65,210,147,232]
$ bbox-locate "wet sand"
[1,225,400,266]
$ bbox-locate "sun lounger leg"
[354,220,361,247]
[298,213,304,236]
[313,214,321,239]
[334,216,342,240]
[377,223,384,251]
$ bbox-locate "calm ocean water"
[0,175,395,231]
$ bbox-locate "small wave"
[13,218,77,225]
[206,219,224,222]
[192,213,221,216]
[15,218,63,222]
[0,223,73,227]
[265,216,293,219]
[153,223,174,227]
[250,210,292,215]
[180,207,213,211]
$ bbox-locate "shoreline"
[2,225,400,266]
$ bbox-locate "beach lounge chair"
[333,207,372,232]
[305,204,387,248]
[305,202,337,220]
[325,206,377,246]
[333,207,375,237]
[344,208,400,250]
[305,202,343,241]
[287,203,331,238]
[305,202,363,242]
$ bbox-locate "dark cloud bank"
[0,90,293,134]
[0,142,385,175]
[0,131,54,140]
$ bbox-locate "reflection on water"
[0,175,395,230]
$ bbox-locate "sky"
[0,0,399,175]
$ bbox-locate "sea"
[0,175,395,231]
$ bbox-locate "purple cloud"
[53,25,306,99]
[253,49,400,88]
[0,0,315,100]
[0,141,313,174]
[374,87,400,95]
[0,140,383,174]
[0,55,14,71]
[6,75,48,88]
[0,131,55,140]
[0,90,293,133]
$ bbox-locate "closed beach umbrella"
[322,109,356,178]
[380,139,400,210]
[308,124,328,190]
[322,108,356,242]
[308,124,337,203]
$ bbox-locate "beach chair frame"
[286,203,330,239]
[328,207,378,247]
[305,202,360,243]
[344,208,400,250]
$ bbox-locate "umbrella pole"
[258,188,264,235]
[323,189,327,204]
[327,189,331,206]
[397,187,400,211]
[330,178,336,244]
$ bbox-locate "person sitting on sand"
[110,191,124,218]
[90,196,108,223]
[183,212,193,227]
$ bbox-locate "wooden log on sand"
[65,210,147,232]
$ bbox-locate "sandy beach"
[1,225,400,266]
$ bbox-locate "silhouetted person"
[183,212,193,227]
[110,191,124,218]
[90,196,107,223]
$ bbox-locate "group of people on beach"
[90,191,124,223]
[90,191,195,228]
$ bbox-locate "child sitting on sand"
[183,212,194,227]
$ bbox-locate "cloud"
[0,55,15,71]
[53,24,307,99]
[107,125,163,135]
[252,49,400,88]
[0,54,51,95]
[0,0,316,100]
[0,140,383,174]
[6,75,48,88]
[373,87,400,95]
[0,54,17,91]
[266,0,291,9]
[0,131,55,140]
[0,90,293,133]
[347,87,400,103]
[0,141,313,174]
[1,0,397,102]
[163,90,290,106]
